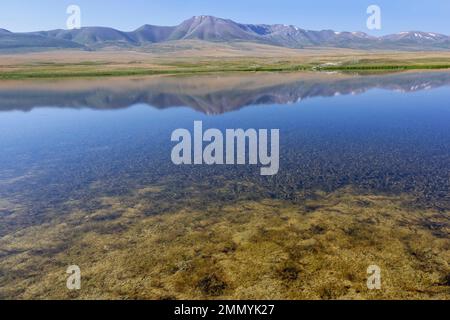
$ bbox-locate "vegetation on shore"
[1,58,450,79]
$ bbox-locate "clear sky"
[1,0,449,35]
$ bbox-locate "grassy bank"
[320,64,450,71]
[0,65,309,79]
[1,58,450,79]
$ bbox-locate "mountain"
[1,16,450,52]
[167,16,263,42]
[129,25,175,43]
[0,31,86,52]
[34,27,137,48]
[380,31,450,49]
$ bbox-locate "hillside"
[1,16,450,52]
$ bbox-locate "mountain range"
[1,15,450,52]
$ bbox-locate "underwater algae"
[0,186,448,300]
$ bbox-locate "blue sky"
[1,0,449,35]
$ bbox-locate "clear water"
[1,71,449,299]
[1,72,449,225]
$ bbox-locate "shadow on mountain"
[1,71,450,114]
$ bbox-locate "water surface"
[0,71,449,299]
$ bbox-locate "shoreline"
[1,64,450,80]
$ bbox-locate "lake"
[0,71,449,299]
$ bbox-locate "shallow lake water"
[0,71,449,299]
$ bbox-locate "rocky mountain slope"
[1,16,450,52]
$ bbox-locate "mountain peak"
[382,31,448,42]
[170,15,253,41]
[191,15,223,20]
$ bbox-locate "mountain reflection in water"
[1,71,450,114]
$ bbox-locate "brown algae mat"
[0,187,448,300]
